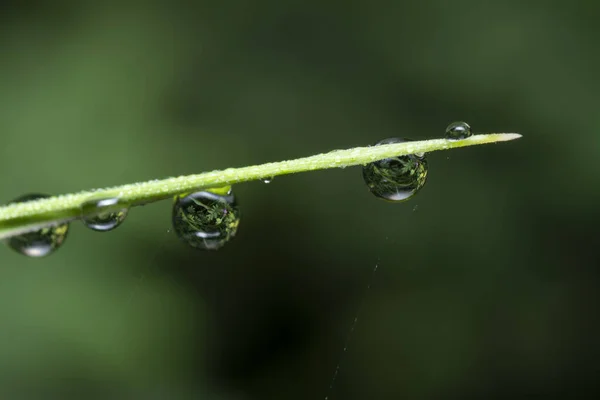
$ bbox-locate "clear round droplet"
[4,193,69,257]
[81,197,129,232]
[262,177,273,184]
[172,187,240,250]
[445,121,472,140]
[362,138,428,202]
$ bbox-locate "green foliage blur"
[1,1,599,398]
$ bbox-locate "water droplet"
[172,188,240,250]
[262,177,273,184]
[445,121,472,140]
[81,197,129,232]
[362,138,428,202]
[4,193,69,257]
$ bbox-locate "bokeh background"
[1,1,599,399]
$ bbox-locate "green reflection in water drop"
[362,138,428,202]
[81,197,129,232]
[172,186,240,250]
[5,193,70,257]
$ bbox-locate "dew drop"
[81,197,129,232]
[262,177,273,184]
[362,138,428,202]
[445,121,472,140]
[4,193,69,257]
[172,187,240,250]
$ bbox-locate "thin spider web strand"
[325,262,379,400]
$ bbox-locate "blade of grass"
[0,133,521,240]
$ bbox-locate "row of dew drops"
[4,122,472,257]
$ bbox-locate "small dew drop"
[4,193,69,257]
[362,138,428,202]
[262,177,273,184]
[172,187,240,250]
[445,121,472,140]
[81,197,129,232]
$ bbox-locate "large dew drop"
[172,187,240,250]
[362,138,428,202]
[81,197,129,232]
[445,121,472,140]
[4,193,69,257]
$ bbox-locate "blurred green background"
[1,1,599,399]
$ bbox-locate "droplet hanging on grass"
[362,138,428,202]
[4,193,69,257]
[172,186,240,250]
[445,121,472,140]
[81,197,129,232]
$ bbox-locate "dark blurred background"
[1,1,599,399]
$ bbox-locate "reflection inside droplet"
[4,193,70,257]
[362,138,428,202]
[81,197,129,232]
[172,187,240,250]
[445,121,472,140]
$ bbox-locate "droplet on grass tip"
[445,121,472,140]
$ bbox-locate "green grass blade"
[0,133,521,240]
